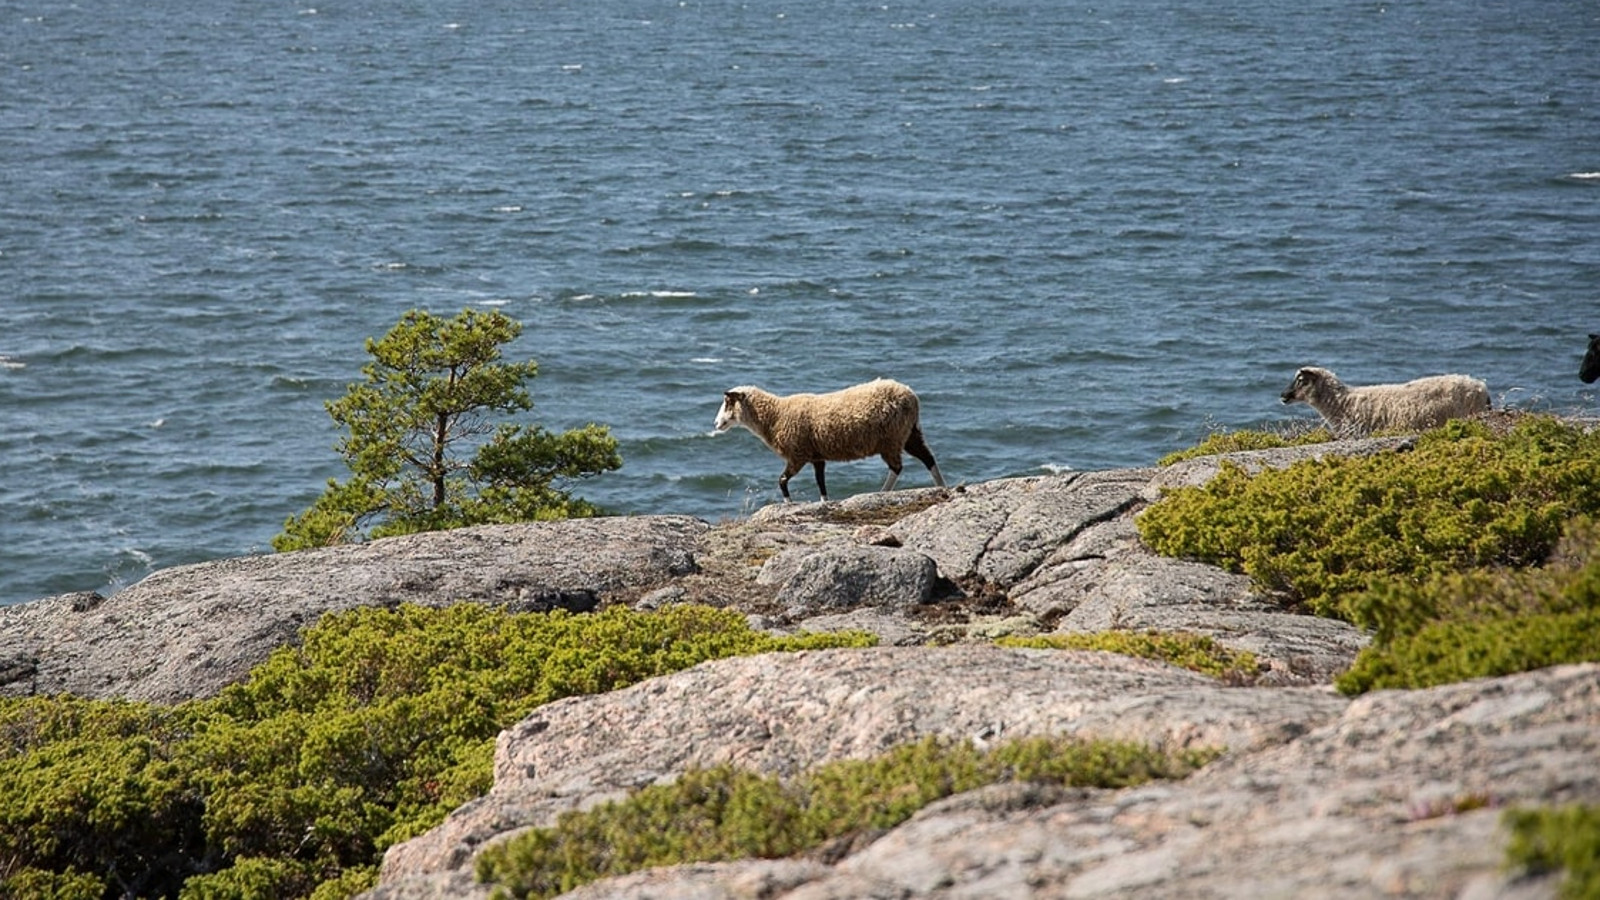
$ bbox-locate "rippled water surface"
[3,0,1598,604]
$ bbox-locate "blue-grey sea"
[3,0,1598,606]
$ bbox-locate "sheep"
[713,378,946,502]
[1581,334,1600,384]
[1279,366,1490,435]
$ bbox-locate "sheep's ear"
[724,390,744,405]
[1591,334,1599,341]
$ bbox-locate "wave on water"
[1237,267,1299,281]
[606,238,729,255]
[34,344,182,364]
[548,290,720,313]
[619,290,700,299]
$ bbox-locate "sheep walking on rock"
[1581,334,1600,384]
[713,378,946,502]
[1279,366,1490,435]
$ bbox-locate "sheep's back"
[1348,375,1489,430]
[774,380,920,461]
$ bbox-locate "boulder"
[888,471,1152,586]
[775,544,945,617]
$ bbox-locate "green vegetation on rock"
[1504,804,1600,900]
[1140,416,1600,694]
[0,697,204,899]
[997,631,1259,680]
[0,604,873,900]
[475,735,1219,900]
[1335,520,1600,693]
[1158,424,1334,465]
[1140,418,1600,619]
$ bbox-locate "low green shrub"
[1158,425,1334,466]
[1139,417,1600,621]
[1504,804,1600,899]
[0,867,106,900]
[0,696,206,898]
[1145,417,1600,694]
[176,856,307,900]
[1336,520,1600,693]
[0,604,874,900]
[1341,518,1600,646]
[1337,608,1600,694]
[997,631,1259,680]
[475,735,1219,899]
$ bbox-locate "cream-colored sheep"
[1279,366,1490,434]
[713,378,946,501]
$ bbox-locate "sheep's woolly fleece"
[714,378,943,499]
[1280,366,1490,434]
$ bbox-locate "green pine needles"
[274,308,622,552]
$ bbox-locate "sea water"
[3,0,1597,604]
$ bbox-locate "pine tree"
[273,309,621,551]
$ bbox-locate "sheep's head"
[1281,366,1330,405]
[1582,335,1600,384]
[714,389,750,433]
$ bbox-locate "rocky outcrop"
[2,436,1590,899]
[375,659,1595,900]
[532,662,1596,900]
[373,646,1352,900]
[2,441,1408,703]
[0,516,707,703]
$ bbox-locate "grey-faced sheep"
[713,378,946,502]
[1581,334,1600,384]
[1279,366,1490,435]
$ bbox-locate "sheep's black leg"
[880,452,904,491]
[812,460,828,501]
[779,460,803,501]
[905,425,946,486]
[904,425,937,468]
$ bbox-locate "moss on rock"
[998,631,1260,681]
[475,734,1219,900]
